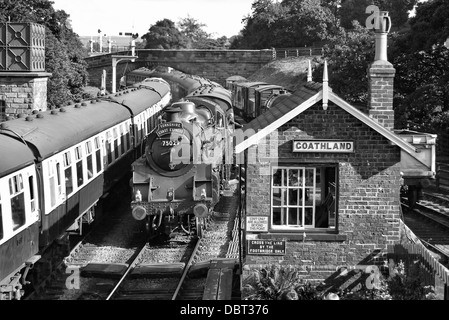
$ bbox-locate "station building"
[236,16,427,283]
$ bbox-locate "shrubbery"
[243,260,437,300]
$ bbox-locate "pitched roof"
[235,83,419,161]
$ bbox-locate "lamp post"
[111,40,137,93]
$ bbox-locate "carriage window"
[106,131,113,164]
[120,125,126,154]
[94,137,102,173]
[9,175,26,231]
[86,141,93,180]
[29,175,35,212]
[48,161,56,207]
[56,163,62,195]
[75,146,84,187]
[126,124,131,151]
[113,128,119,159]
[63,151,73,195]
[271,165,336,230]
[141,115,147,139]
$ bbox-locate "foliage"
[141,19,187,49]
[230,0,290,49]
[404,0,449,53]
[0,0,90,107]
[393,45,449,132]
[339,260,437,300]
[141,17,230,50]
[231,0,342,49]
[243,265,305,300]
[339,0,418,31]
[314,21,374,104]
[243,260,437,300]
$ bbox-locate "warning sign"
[246,216,268,232]
[247,240,286,255]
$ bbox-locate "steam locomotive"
[130,73,234,239]
[0,78,171,299]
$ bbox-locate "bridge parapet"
[85,49,275,91]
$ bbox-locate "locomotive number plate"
[161,140,180,147]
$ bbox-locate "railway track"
[401,190,449,264]
[27,186,240,300]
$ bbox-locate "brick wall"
[0,75,49,117]
[368,62,395,130]
[243,101,402,280]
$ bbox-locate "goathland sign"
[293,140,354,153]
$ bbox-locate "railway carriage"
[0,79,171,299]
[0,135,40,300]
[126,67,217,102]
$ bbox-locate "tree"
[282,0,342,46]
[178,15,209,49]
[404,0,449,52]
[230,0,290,49]
[141,19,187,49]
[313,21,374,104]
[231,0,342,49]
[0,0,90,107]
[393,45,449,132]
[339,0,418,31]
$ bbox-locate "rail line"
[27,187,240,300]
[401,190,449,263]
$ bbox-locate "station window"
[75,146,84,187]
[9,175,26,231]
[63,151,73,196]
[86,141,93,180]
[271,165,336,230]
[94,137,102,173]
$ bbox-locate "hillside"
[247,56,324,91]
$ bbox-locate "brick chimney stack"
[368,11,395,130]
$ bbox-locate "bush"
[242,260,437,300]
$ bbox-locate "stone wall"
[85,49,274,92]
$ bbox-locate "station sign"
[247,240,286,255]
[246,216,268,232]
[293,140,354,153]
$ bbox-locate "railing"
[387,243,449,299]
[87,46,134,56]
[272,47,324,59]
[436,163,449,191]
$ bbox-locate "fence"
[436,163,449,191]
[387,243,449,299]
[272,47,324,59]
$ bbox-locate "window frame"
[8,174,26,231]
[270,163,338,233]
